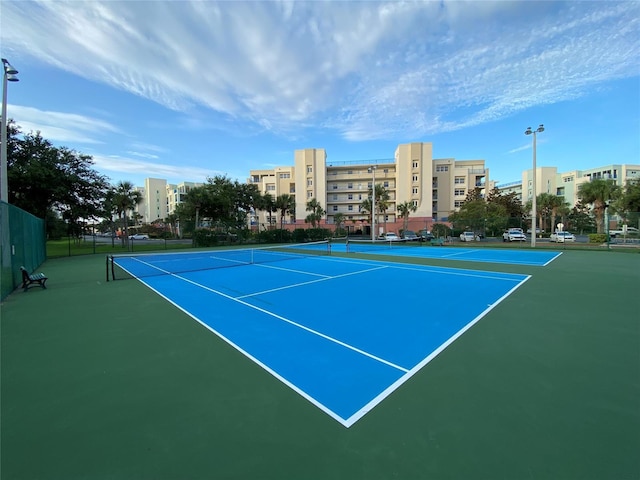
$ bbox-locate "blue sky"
[2,1,639,188]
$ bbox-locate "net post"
[110,255,116,281]
[106,255,110,282]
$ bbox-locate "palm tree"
[165,212,178,238]
[397,201,417,233]
[578,179,620,233]
[256,193,276,230]
[375,184,390,233]
[275,194,295,230]
[305,198,325,228]
[333,212,346,235]
[111,181,143,247]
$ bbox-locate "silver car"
[550,231,575,243]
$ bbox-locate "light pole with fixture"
[1,58,19,203]
[525,124,544,248]
[368,166,377,241]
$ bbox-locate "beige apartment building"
[499,163,640,208]
[248,142,489,234]
[134,179,203,224]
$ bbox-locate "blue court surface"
[114,252,530,427]
[340,241,562,266]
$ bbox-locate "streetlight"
[525,124,544,248]
[1,58,19,203]
[368,166,377,241]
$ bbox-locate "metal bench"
[20,266,48,292]
[430,238,445,246]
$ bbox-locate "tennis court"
[340,239,562,266]
[110,243,530,426]
[2,246,638,480]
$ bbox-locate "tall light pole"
[368,166,377,241]
[525,124,544,248]
[1,58,19,203]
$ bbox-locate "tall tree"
[397,201,417,233]
[275,194,295,229]
[111,181,142,246]
[305,198,325,228]
[7,126,109,234]
[577,179,621,233]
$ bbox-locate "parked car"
[129,234,149,240]
[550,231,576,243]
[459,231,477,242]
[418,229,434,241]
[609,226,639,238]
[503,228,526,242]
[401,230,419,241]
[379,232,400,242]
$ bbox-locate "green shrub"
[588,233,607,243]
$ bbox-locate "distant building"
[497,163,640,207]
[134,179,203,224]
[248,142,489,234]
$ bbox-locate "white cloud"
[91,154,221,185]
[3,0,639,142]
[8,105,121,144]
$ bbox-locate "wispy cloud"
[91,154,222,184]
[3,0,639,142]
[9,105,121,144]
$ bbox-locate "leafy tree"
[397,201,417,233]
[486,187,524,227]
[577,179,621,233]
[568,201,596,234]
[613,178,640,227]
[333,212,346,235]
[7,125,109,236]
[449,197,507,236]
[305,198,325,228]
[275,194,295,230]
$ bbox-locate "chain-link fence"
[1,201,46,301]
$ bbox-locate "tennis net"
[346,238,416,254]
[107,240,330,281]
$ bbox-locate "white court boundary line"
[116,253,530,428]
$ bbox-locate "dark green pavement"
[1,250,639,480]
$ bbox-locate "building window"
[348,205,353,211]
[383,181,389,187]
[347,170,353,174]
[279,173,290,178]
[348,194,353,200]
[332,184,338,190]
[307,167,312,173]
[455,189,465,196]
[454,177,465,184]
[412,187,418,194]
[412,175,418,182]
[333,194,338,200]
[436,165,449,172]
[412,161,419,168]
[333,205,338,212]
[307,179,313,186]
[348,183,353,189]
[307,191,313,198]
[266,185,275,191]
[454,200,464,208]
[413,200,418,207]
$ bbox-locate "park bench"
[430,238,445,246]
[20,266,48,292]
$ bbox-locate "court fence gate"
[1,201,46,301]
